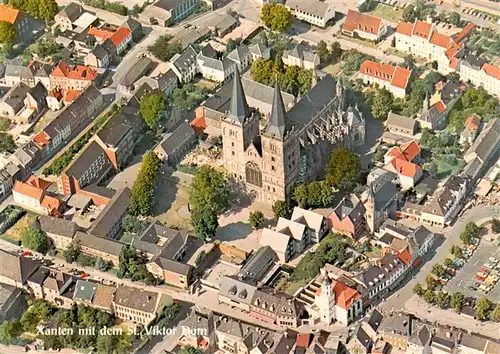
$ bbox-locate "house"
[0,82,47,124]
[460,114,481,145]
[94,107,145,169]
[208,13,238,37]
[259,228,295,263]
[84,44,112,68]
[347,325,373,354]
[378,313,414,351]
[121,17,143,43]
[49,62,98,91]
[408,323,433,354]
[113,285,172,325]
[132,221,191,289]
[458,333,490,354]
[358,60,412,99]
[290,207,328,243]
[417,95,447,130]
[329,194,366,240]
[431,328,460,354]
[226,44,252,72]
[386,111,417,138]
[117,57,157,95]
[57,141,113,196]
[87,188,131,239]
[343,10,386,41]
[154,121,197,165]
[4,61,52,88]
[33,269,78,308]
[276,217,308,253]
[250,289,299,326]
[463,119,499,166]
[0,284,27,323]
[237,246,278,284]
[92,284,115,312]
[133,69,178,98]
[383,140,422,189]
[141,0,200,27]
[35,85,102,158]
[0,83,31,118]
[170,46,199,83]
[286,0,335,28]
[36,216,79,249]
[196,44,235,83]
[0,249,40,288]
[0,5,31,41]
[0,165,18,202]
[55,3,84,31]
[249,43,271,62]
[282,43,319,70]
[218,276,257,312]
[12,177,63,216]
[364,173,398,233]
[8,141,41,179]
[73,231,123,266]
[110,27,132,56]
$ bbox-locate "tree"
[130,152,162,216]
[191,206,219,240]
[448,12,461,26]
[21,228,48,254]
[460,222,479,244]
[189,166,229,215]
[0,21,16,45]
[0,118,10,131]
[423,289,435,304]
[330,41,343,63]
[450,244,462,258]
[64,242,80,263]
[368,88,394,120]
[403,55,417,70]
[272,200,291,219]
[431,263,445,278]
[0,133,16,153]
[139,93,167,130]
[0,320,21,345]
[94,258,110,271]
[425,274,437,290]
[249,211,265,230]
[444,258,453,268]
[38,0,59,23]
[325,148,361,189]
[491,218,500,233]
[413,283,424,296]
[96,333,131,354]
[260,3,291,32]
[148,34,182,61]
[435,292,449,309]
[122,215,149,235]
[475,298,493,321]
[179,346,203,354]
[403,4,417,22]
[317,40,331,63]
[450,292,464,312]
[448,71,460,83]
[491,303,500,322]
[425,161,438,177]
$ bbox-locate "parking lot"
[443,239,500,301]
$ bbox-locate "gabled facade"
[343,10,386,41]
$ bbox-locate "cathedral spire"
[228,67,250,124]
[422,93,430,112]
[265,81,289,139]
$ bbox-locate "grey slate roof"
[151,257,191,276]
[464,118,499,163]
[366,309,383,332]
[283,43,317,64]
[333,194,365,224]
[459,333,488,352]
[74,231,124,256]
[5,65,34,80]
[65,141,111,179]
[370,174,398,211]
[58,2,84,22]
[2,83,31,112]
[219,276,256,305]
[237,246,277,283]
[0,249,40,284]
[249,43,268,57]
[87,188,131,238]
[172,46,198,74]
[39,216,78,238]
[227,45,249,64]
[121,17,141,32]
[226,68,251,124]
[265,82,290,139]
[156,121,195,156]
[409,324,432,347]
[119,57,156,87]
[286,0,332,19]
[387,111,416,131]
[91,45,109,60]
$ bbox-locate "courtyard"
[369,4,403,22]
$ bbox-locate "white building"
[358,60,412,98]
[342,10,387,42]
[282,43,319,70]
[285,0,335,28]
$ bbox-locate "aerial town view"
[0,0,499,352]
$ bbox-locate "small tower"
[317,274,335,324]
[365,182,376,233]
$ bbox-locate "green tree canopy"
[191,206,219,240]
[366,87,394,120]
[0,132,16,154]
[475,298,493,321]
[460,222,479,244]
[450,292,464,312]
[139,93,167,130]
[179,346,203,354]
[249,211,265,230]
[491,303,500,322]
[0,21,16,45]
[413,283,424,296]
[21,228,48,254]
[492,218,500,234]
[325,148,361,189]
[189,166,229,214]
[260,3,291,32]
[130,152,162,216]
[272,200,291,219]
[0,320,21,345]
[431,263,445,278]
[148,34,182,61]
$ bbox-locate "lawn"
[194,78,218,90]
[338,33,378,48]
[120,233,135,244]
[435,159,462,179]
[369,4,403,22]
[4,213,36,241]
[321,63,342,76]
[285,279,309,296]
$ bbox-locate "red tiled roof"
[399,140,421,161]
[429,32,450,48]
[396,22,413,36]
[482,63,500,80]
[465,114,481,131]
[397,249,412,265]
[391,66,412,90]
[453,22,475,44]
[0,5,20,24]
[449,57,459,69]
[41,195,62,210]
[33,131,51,149]
[27,176,51,190]
[191,116,207,136]
[296,333,311,348]
[13,181,43,201]
[412,20,432,39]
[51,61,70,78]
[333,280,360,310]
[67,65,97,81]
[343,10,383,35]
[48,89,63,99]
[110,27,131,46]
[445,42,463,59]
[64,89,81,103]
[412,256,422,268]
[432,100,446,114]
[387,158,420,178]
[88,26,114,41]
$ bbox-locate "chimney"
[446,332,452,339]
[426,16,433,24]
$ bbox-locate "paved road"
[382,204,500,314]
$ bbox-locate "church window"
[271,165,275,171]
[271,156,275,162]
[245,162,262,187]
[231,142,235,147]
[270,144,277,153]
[273,188,276,193]
[232,151,235,156]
